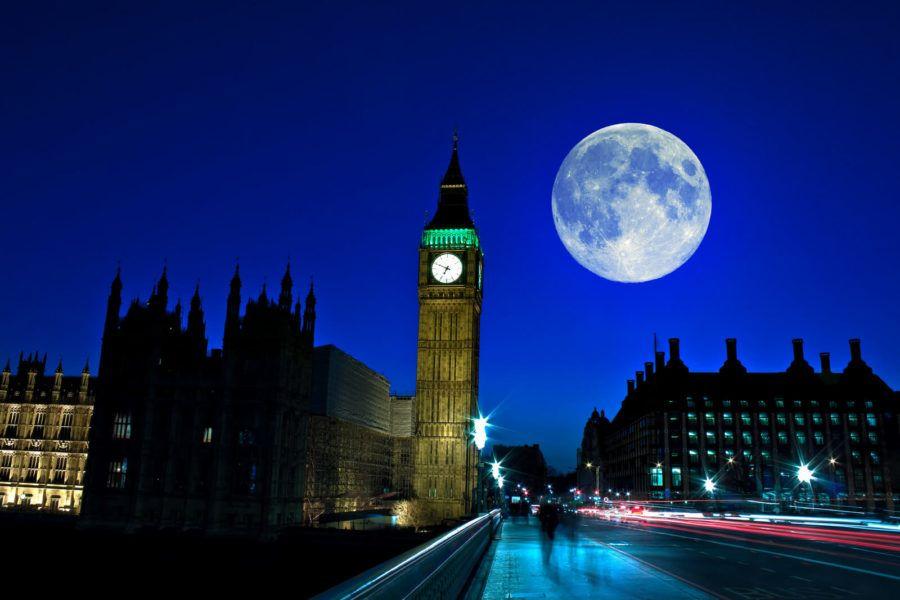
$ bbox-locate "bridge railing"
[314,509,502,599]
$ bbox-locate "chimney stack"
[668,338,680,362]
[819,352,831,374]
[636,371,644,385]
[726,338,737,362]
[645,361,654,380]
[792,338,804,361]
[655,351,665,372]
[849,338,862,362]
[627,379,635,395]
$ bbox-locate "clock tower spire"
[413,133,484,520]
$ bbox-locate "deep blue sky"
[3,2,899,470]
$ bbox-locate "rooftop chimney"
[636,371,644,385]
[627,379,635,395]
[849,338,862,362]
[726,338,737,362]
[792,338,804,362]
[819,352,831,374]
[669,338,680,362]
[655,351,665,372]
[645,361,654,380]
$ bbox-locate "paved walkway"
[478,516,711,599]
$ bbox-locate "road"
[574,512,900,598]
[477,512,900,598]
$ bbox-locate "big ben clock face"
[431,253,463,283]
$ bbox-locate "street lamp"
[471,415,489,515]
[797,464,813,484]
[703,478,716,494]
[585,462,600,499]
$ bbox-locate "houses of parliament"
[0,138,484,534]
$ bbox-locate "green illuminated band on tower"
[421,228,480,249]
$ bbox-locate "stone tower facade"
[413,135,483,520]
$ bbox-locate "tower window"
[113,412,132,440]
[107,458,128,489]
[202,427,213,444]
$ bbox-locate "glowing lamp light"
[703,478,716,493]
[472,416,488,450]
[498,476,505,488]
[586,462,593,468]
[829,457,837,466]
[797,464,814,484]
[491,461,501,480]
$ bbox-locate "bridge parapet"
[315,509,502,599]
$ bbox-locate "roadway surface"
[478,513,900,599]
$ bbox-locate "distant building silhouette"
[580,338,899,509]
[82,265,315,533]
[80,265,416,535]
[492,444,548,494]
[0,354,94,512]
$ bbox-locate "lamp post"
[585,462,600,501]
[472,415,488,514]
[797,464,814,507]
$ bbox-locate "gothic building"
[0,354,94,512]
[82,264,316,533]
[576,408,609,494]
[581,338,899,510]
[413,134,484,520]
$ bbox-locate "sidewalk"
[478,516,710,599]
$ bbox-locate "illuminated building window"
[53,456,67,484]
[866,413,877,427]
[742,449,752,460]
[688,431,698,443]
[850,432,860,444]
[870,451,880,465]
[723,413,734,425]
[793,400,802,408]
[107,458,128,489]
[0,454,12,481]
[758,400,767,408]
[59,411,73,440]
[865,401,874,409]
[722,400,732,408]
[5,410,19,438]
[775,399,784,408]
[848,414,859,426]
[794,414,805,426]
[847,401,856,409]
[812,413,822,425]
[723,431,734,444]
[760,450,771,465]
[112,412,132,440]
[705,412,715,425]
[202,427,213,444]
[851,450,862,463]
[25,455,40,483]
[689,450,699,464]
[776,413,787,426]
[740,413,751,426]
[868,431,878,444]
[705,431,716,443]
[830,413,841,425]
[706,449,717,465]
[814,431,824,445]
[32,411,46,439]
[796,431,806,446]
[760,431,770,445]
[758,414,770,426]
[740,400,749,408]
[810,400,819,407]
[777,431,788,445]
[742,432,752,445]
[687,412,697,424]
[671,467,682,487]
[650,467,663,487]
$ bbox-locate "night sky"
[3,2,900,470]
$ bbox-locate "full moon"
[552,123,711,283]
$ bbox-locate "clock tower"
[413,134,483,520]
